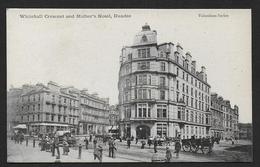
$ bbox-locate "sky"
[7,9,251,123]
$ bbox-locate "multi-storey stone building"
[210,93,239,139]
[118,24,211,139]
[79,90,110,135]
[210,93,225,138]
[222,100,239,139]
[238,123,252,140]
[7,87,23,136]
[14,81,109,135]
[231,105,239,139]
[109,105,120,126]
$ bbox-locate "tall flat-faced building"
[118,24,211,139]
[14,81,109,135]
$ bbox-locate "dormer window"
[141,35,148,42]
[160,51,164,57]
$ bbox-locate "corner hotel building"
[118,24,211,139]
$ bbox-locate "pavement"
[7,139,136,163]
[7,139,253,163]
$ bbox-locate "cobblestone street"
[7,139,252,163]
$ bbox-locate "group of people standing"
[13,132,24,144]
[39,135,67,159]
[125,135,182,162]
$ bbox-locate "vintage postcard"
[7,9,252,162]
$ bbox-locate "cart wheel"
[182,144,190,152]
[190,145,198,153]
[201,146,210,154]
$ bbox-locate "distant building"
[11,81,109,135]
[210,93,225,139]
[118,24,211,139]
[7,87,23,135]
[109,105,120,126]
[79,90,110,135]
[239,123,252,140]
[210,93,239,139]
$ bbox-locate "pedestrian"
[135,137,138,144]
[148,138,152,148]
[166,137,170,146]
[112,139,117,158]
[51,138,55,157]
[174,138,181,158]
[96,145,103,163]
[89,134,92,142]
[40,137,46,151]
[109,138,117,158]
[45,136,51,152]
[78,144,82,159]
[154,138,158,153]
[63,140,69,155]
[103,137,106,146]
[26,136,29,146]
[141,140,146,149]
[19,133,24,144]
[165,146,172,162]
[108,138,113,157]
[127,137,131,149]
[54,136,60,159]
[84,137,89,150]
[93,137,97,149]
[94,144,102,162]
[33,137,36,148]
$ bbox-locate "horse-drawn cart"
[182,137,214,154]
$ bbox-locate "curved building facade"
[118,24,211,139]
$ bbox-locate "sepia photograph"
[6,9,252,163]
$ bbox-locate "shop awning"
[13,124,27,129]
[56,130,70,136]
[30,123,69,127]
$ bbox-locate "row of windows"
[82,115,109,124]
[125,56,208,94]
[124,89,166,102]
[21,104,41,112]
[124,90,209,113]
[81,107,109,118]
[176,80,210,102]
[20,114,77,124]
[124,47,208,87]
[21,94,41,103]
[81,97,106,110]
[182,125,205,136]
[50,105,78,115]
[124,104,209,123]
[176,92,210,111]
[48,94,79,107]
[177,67,209,93]
[177,107,210,125]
